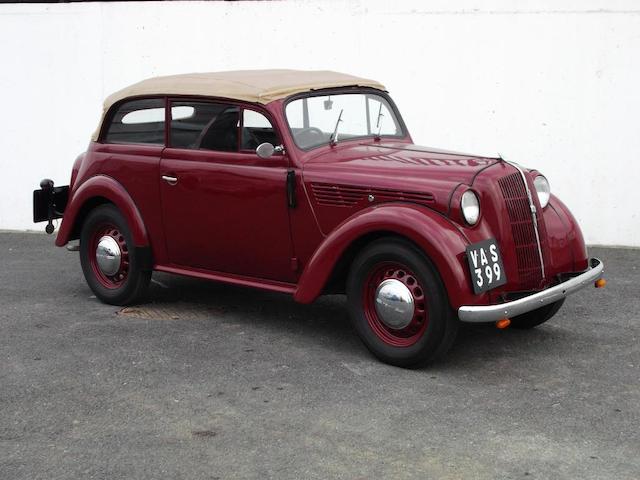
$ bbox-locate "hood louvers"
[311,183,435,208]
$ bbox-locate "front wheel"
[80,204,151,305]
[346,238,458,367]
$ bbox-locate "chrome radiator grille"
[498,172,544,289]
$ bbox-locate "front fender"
[293,204,474,308]
[547,194,589,272]
[55,175,149,247]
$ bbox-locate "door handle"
[162,175,178,185]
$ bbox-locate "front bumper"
[458,258,604,323]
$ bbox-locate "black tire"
[509,299,565,329]
[79,204,151,305]
[346,237,458,368]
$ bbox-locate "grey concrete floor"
[0,231,638,479]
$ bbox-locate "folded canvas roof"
[93,70,386,140]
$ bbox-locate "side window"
[104,98,165,145]
[170,101,239,152]
[241,109,278,151]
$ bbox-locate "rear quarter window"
[103,98,165,145]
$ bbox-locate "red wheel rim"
[362,262,429,347]
[88,223,129,289]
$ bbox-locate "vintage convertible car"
[33,70,604,366]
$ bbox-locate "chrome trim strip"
[458,258,603,323]
[502,158,546,278]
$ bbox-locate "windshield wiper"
[329,109,344,146]
[373,102,384,140]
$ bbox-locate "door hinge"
[286,170,297,208]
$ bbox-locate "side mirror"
[256,142,275,159]
[256,142,284,159]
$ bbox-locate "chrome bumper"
[458,258,604,323]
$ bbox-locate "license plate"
[33,186,69,223]
[466,238,507,294]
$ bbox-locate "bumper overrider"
[458,258,604,323]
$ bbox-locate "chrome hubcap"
[374,279,415,329]
[95,235,122,276]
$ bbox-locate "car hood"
[302,142,500,211]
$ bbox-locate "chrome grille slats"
[498,172,544,289]
[310,182,435,207]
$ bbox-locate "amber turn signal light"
[595,278,606,288]
[496,318,511,329]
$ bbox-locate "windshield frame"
[282,87,409,151]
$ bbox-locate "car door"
[98,97,167,261]
[159,99,295,282]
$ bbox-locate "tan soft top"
[92,69,386,140]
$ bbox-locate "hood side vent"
[311,182,434,207]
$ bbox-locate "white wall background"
[1,0,639,246]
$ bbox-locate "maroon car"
[34,70,605,367]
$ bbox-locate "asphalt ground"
[1,231,638,479]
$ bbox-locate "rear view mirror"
[256,142,275,159]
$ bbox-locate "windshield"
[285,92,403,149]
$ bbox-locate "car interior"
[171,102,278,152]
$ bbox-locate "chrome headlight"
[534,175,550,208]
[461,190,480,225]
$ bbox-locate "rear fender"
[55,175,149,247]
[293,204,474,308]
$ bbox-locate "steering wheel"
[294,127,326,147]
[298,127,324,137]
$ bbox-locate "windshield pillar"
[302,98,309,129]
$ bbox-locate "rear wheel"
[80,204,151,305]
[509,299,565,329]
[346,238,458,367]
